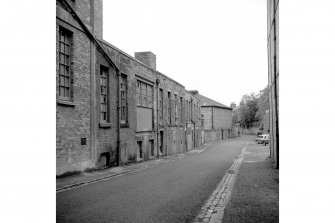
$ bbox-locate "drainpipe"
[273,0,279,169]
[156,78,160,159]
[116,70,121,166]
[90,40,97,167]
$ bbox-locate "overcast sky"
[103,0,268,106]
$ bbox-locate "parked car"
[263,134,270,145]
[255,132,263,142]
[256,134,265,143]
[256,131,263,137]
[257,134,270,145]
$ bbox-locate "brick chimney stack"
[90,0,103,39]
[134,52,156,70]
[231,102,236,110]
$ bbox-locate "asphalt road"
[57,137,250,223]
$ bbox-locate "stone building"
[56,0,202,175]
[267,0,279,169]
[189,91,233,143]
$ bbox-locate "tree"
[233,86,269,129]
[256,86,269,126]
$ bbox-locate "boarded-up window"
[58,27,72,100]
[100,66,109,122]
[120,74,127,124]
[137,107,153,131]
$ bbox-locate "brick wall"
[56,6,92,174]
[98,39,202,162]
[56,0,205,175]
[95,52,118,167]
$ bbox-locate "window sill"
[57,99,75,107]
[99,122,112,128]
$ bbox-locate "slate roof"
[192,92,232,110]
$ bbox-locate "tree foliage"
[233,86,269,128]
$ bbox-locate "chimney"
[134,52,156,70]
[90,0,103,39]
[231,102,236,110]
[188,90,199,95]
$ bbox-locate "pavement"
[194,136,279,223]
[221,140,279,223]
[57,141,214,192]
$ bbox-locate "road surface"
[57,136,251,223]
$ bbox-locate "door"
[160,131,164,155]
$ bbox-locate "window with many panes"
[120,74,128,124]
[168,92,171,124]
[58,27,72,100]
[136,80,153,108]
[100,66,109,122]
[186,100,188,121]
[159,89,163,121]
[180,97,183,124]
[175,94,178,125]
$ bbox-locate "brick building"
[267,0,279,169]
[56,0,203,175]
[189,91,233,143]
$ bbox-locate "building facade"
[190,91,234,143]
[56,0,203,175]
[267,0,279,169]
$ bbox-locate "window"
[58,27,72,101]
[136,79,154,132]
[159,89,163,121]
[180,97,183,124]
[168,92,171,124]
[175,94,178,125]
[136,80,153,108]
[147,85,153,107]
[136,82,141,105]
[100,66,109,122]
[141,83,147,106]
[186,100,189,121]
[189,101,191,121]
[120,74,128,124]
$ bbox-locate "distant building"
[267,0,279,169]
[189,91,234,143]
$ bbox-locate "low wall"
[241,127,260,135]
[204,129,232,143]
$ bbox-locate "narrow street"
[57,136,253,223]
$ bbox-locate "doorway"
[159,131,164,155]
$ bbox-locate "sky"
[103,0,268,107]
